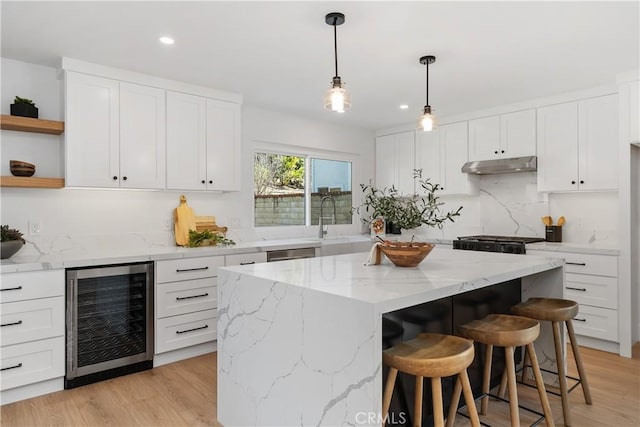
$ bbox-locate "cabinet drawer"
[156,256,224,283]
[0,336,65,391]
[528,250,617,277]
[155,309,217,354]
[1,297,65,346]
[225,252,267,266]
[157,278,217,318]
[572,305,618,342]
[565,273,617,309]
[0,270,64,303]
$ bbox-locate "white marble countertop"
[527,241,619,255]
[0,235,374,274]
[220,246,564,314]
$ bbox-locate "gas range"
[452,235,545,255]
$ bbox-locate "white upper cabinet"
[375,131,415,195]
[628,81,639,143]
[468,109,535,161]
[537,94,618,192]
[417,122,474,196]
[205,99,241,191]
[166,91,207,190]
[65,72,166,189]
[65,71,120,188]
[119,82,166,189]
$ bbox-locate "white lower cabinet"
[528,250,619,348]
[0,270,65,401]
[155,256,224,355]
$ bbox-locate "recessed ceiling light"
[159,36,174,45]
[399,104,409,109]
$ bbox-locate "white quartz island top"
[217,247,565,427]
[219,247,564,314]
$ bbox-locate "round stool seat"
[458,314,539,347]
[512,297,579,322]
[383,333,474,378]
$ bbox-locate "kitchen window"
[254,152,352,227]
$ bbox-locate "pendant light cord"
[333,21,339,78]
[425,60,429,107]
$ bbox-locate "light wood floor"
[1,345,639,426]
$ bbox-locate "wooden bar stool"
[452,314,555,427]
[511,298,592,426]
[382,333,480,427]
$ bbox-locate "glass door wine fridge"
[65,262,153,389]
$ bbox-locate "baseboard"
[575,335,620,355]
[1,377,64,405]
[153,340,217,367]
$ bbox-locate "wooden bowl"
[378,241,435,267]
[10,160,35,177]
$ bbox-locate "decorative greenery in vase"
[353,170,462,231]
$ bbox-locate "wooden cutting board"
[174,195,197,246]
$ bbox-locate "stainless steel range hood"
[461,156,537,175]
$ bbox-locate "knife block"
[545,226,562,242]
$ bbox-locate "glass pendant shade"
[418,105,436,131]
[324,78,351,112]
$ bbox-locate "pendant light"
[324,12,351,113]
[418,55,437,131]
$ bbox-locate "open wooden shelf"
[0,176,65,189]
[0,115,64,135]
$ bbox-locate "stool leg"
[552,320,571,426]
[414,376,424,427]
[460,369,481,427]
[445,376,462,427]
[505,346,520,427]
[566,319,593,404]
[520,345,531,383]
[498,362,508,399]
[481,344,493,415]
[431,377,444,427]
[527,342,555,427]
[382,367,398,422]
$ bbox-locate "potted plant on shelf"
[10,96,38,118]
[1,225,26,259]
[353,170,463,234]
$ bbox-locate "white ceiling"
[1,1,638,130]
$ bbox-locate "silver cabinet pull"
[573,318,587,322]
[0,286,23,291]
[1,363,22,371]
[176,293,209,301]
[566,287,587,291]
[0,320,23,327]
[176,324,208,334]
[566,262,586,266]
[176,267,209,272]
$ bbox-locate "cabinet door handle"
[0,286,23,292]
[240,261,255,265]
[113,176,118,180]
[208,180,213,184]
[501,150,505,154]
[571,180,576,184]
[566,286,587,292]
[494,150,498,154]
[573,318,587,322]
[201,180,206,184]
[176,293,209,301]
[1,363,23,371]
[0,320,23,327]
[176,267,209,273]
[580,180,584,184]
[176,324,208,334]
[566,262,586,266]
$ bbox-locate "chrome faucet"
[318,195,337,238]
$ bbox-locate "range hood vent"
[461,156,537,175]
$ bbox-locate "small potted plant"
[353,170,463,234]
[10,96,38,118]
[1,225,26,259]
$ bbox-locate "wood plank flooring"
[1,345,638,426]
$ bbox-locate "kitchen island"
[217,247,564,427]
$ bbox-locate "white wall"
[0,58,375,256]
